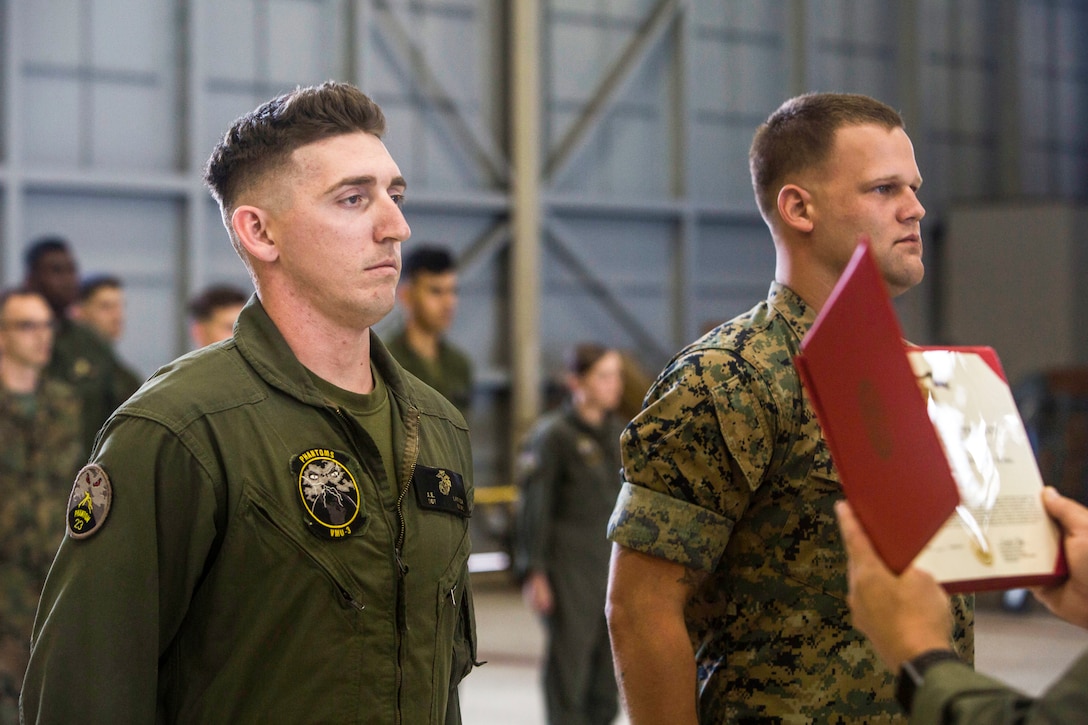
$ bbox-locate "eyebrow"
[323,175,408,196]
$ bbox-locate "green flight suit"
[514,404,623,725]
[385,330,473,416]
[911,654,1088,724]
[22,298,478,724]
[46,318,140,453]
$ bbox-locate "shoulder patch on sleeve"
[67,463,113,539]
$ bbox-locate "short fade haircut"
[203,81,387,261]
[749,92,904,221]
[402,245,456,281]
[188,284,249,322]
[23,236,72,276]
[79,274,123,302]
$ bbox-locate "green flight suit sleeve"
[911,653,1088,724]
[21,414,222,722]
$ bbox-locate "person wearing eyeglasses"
[0,287,83,723]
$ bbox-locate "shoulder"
[39,377,79,402]
[440,340,473,372]
[524,409,570,445]
[118,342,267,430]
[659,300,802,402]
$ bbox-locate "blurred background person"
[0,288,83,722]
[387,245,473,416]
[72,274,124,344]
[187,284,248,348]
[73,274,142,395]
[23,237,138,453]
[514,343,626,725]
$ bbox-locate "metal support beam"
[544,0,682,184]
[895,0,921,137]
[510,0,542,469]
[670,2,697,349]
[372,0,509,185]
[545,216,672,363]
[788,0,808,95]
[996,0,1022,196]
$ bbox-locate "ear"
[776,184,814,234]
[231,205,279,264]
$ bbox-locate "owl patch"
[291,448,364,540]
[67,464,112,539]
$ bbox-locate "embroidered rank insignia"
[291,448,364,540]
[412,465,470,518]
[67,464,112,539]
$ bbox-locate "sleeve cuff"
[606,481,734,572]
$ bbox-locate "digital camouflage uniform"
[0,379,82,724]
[608,282,974,723]
[514,404,624,725]
[911,652,1088,723]
[386,330,473,416]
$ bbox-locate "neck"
[773,238,837,313]
[1,360,41,394]
[262,297,376,395]
[404,322,440,361]
[574,399,605,427]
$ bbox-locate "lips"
[366,259,400,273]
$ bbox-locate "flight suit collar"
[232,295,415,411]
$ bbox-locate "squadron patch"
[291,448,364,540]
[412,465,470,517]
[67,464,112,539]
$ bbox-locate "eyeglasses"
[0,319,57,333]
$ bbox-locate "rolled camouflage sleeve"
[608,347,776,572]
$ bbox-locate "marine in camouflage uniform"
[608,282,974,723]
[0,378,82,723]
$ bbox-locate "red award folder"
[794,242,1066,593]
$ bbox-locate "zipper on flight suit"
[392,406,420,725]
[332,401,420,725]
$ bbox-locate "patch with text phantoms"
[291,448,364,540]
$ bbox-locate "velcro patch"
[412,465,470,517]
[291,448,364,540]
[67,464,112,539]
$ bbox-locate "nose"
[377,196,411,244]
[901,189,925,223]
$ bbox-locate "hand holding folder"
[794,242,1066,593]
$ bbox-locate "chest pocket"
[242,483,370,608]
